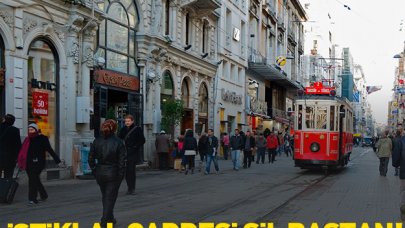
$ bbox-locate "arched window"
[95,0,139,76]
[181,79,190,108]
[28,39,59,150]
[161,71,174,104]
[198,83,208,116]
[202,20,209,53]
[185,13,191,45]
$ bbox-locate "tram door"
[338,105,345,159]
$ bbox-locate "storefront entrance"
[27,39,59,154]
[93,86,142,138]
[181,109,194,135]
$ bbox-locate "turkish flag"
[400,79,404,85]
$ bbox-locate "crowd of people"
[0,112,294,226]
[155,128,295,174]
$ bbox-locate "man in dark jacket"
[89,119,126,226]
[392,129,405,221]
[393,131,401,176]
[205,129,219,175]
[118,114,145,195]
[0,114,21,179]
[230,129,243,170]
[242,130,255,168]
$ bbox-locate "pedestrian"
[372,136,378,152]
[17,123,62,205]
[222,133,229,160]
[239,131,245,164]
[197,133,208,172]
[205,129,219,175]
[251,130,257,162]
[392,129,405,221]
[376,130,392,177]
[242,130,255,168]
[155,130,170,170]
[284,134,292,157]
[230,129,243,170]
[178,135,185,172]
[118,114,145,195]
[88,119,126,226]
[183,129,197,175]
[0,114,21,179]
[256,133,267,164]
[393,129,402,177]
[266,131,279,163]
[278,132,285,156]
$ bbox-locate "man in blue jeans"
[230,129,243,170]
[205,129,219,175]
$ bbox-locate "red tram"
[293,82,354,170]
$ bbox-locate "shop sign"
[31,78,57,91]
[32,91,48,116]
[396,88,405,94]
[94,70,139,91]
[221,88,242,105]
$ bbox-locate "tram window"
[316,106,328,129]
[305,106,315,129]
[330,106,335,131]
[298,105,303,130]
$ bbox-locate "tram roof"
[294,95,352,108]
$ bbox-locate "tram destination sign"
[305,86,334,95]
[94,70,139,91]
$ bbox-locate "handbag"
[184,150,196,155]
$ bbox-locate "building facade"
[246,0,307,134]
[215,0,248,136]
[0,0,109,178]
[138,0,220,162]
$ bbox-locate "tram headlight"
[310,142,320,152]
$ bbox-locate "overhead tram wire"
[331,0,375,25]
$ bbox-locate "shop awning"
[248,112,271,119]
[274,116,291,125]
[248,62,303,90]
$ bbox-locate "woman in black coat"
[183,129,197,175]
[18,123,61,205]
[89,119,126,226]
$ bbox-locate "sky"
[303,0,405,125]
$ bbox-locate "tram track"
[195,147,367,223]
[254,147,367,222]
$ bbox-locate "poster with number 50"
[32,91,48,116]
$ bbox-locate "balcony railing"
[180,0,221,9]
[248,47,266,64]
[268,107,287,119]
